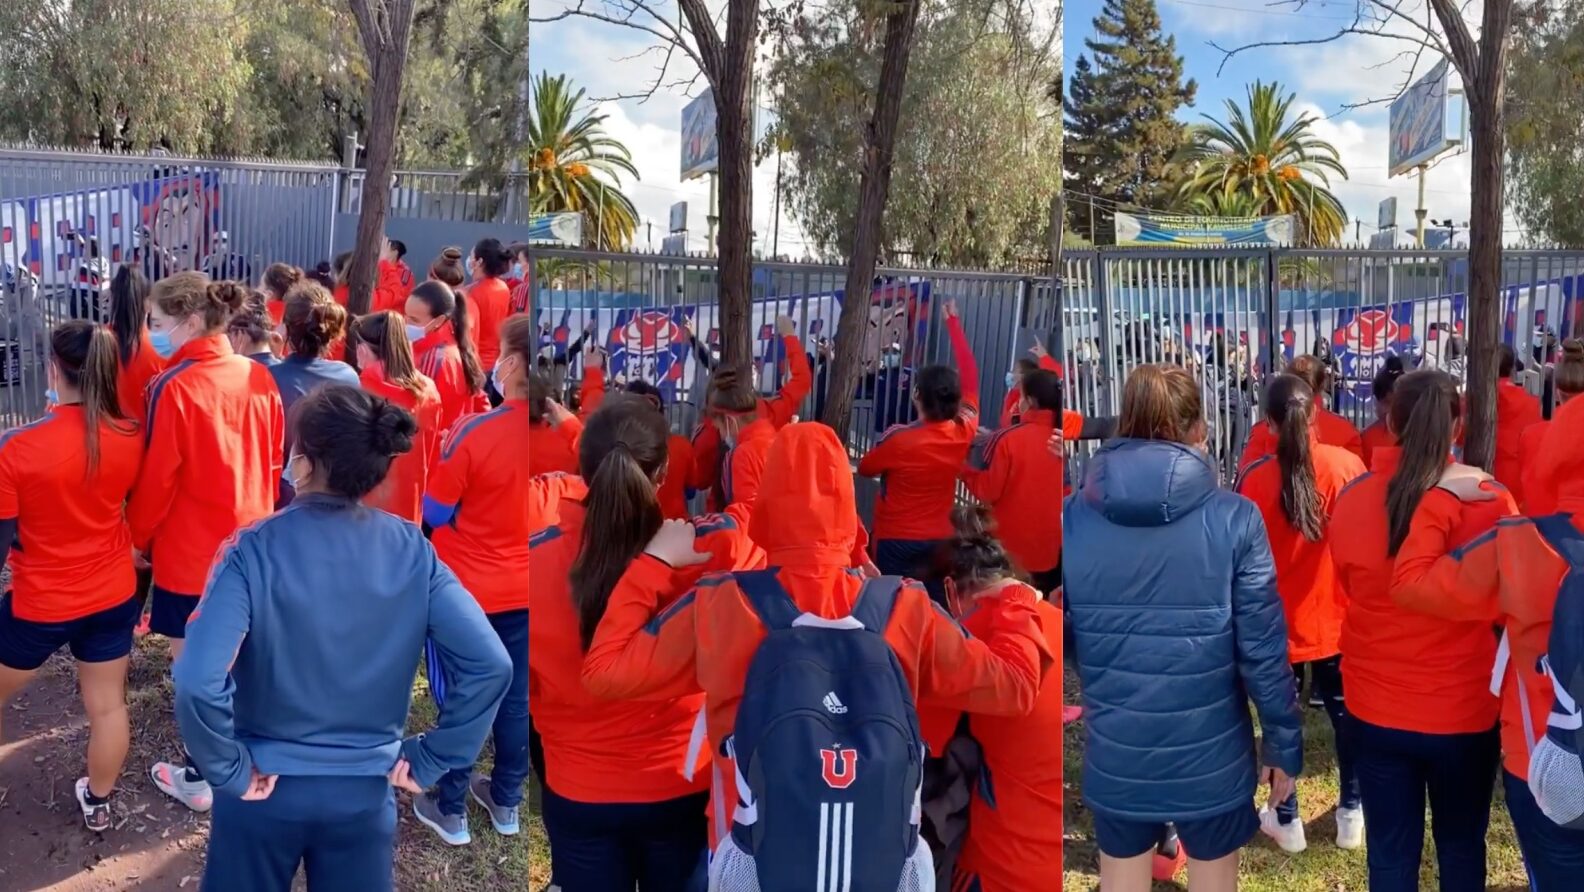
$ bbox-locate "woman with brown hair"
[1239,353,1363,472]
[269,282,359,499]
[227,291,281,367]
[126,272,284,813]
[405,278,487,433]
[261,262,303,326]
[352,311,442,523]
[1063,364,1301,892]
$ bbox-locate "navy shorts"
[149,586,201,639]
[0,593,141,671]
[1091,803,1260,862]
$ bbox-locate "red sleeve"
[689,424,721,492]
[579,361,606,419]
[582,554,705,701]
[1391,490,1507,622]
[127,386,184,550]
[851,519,871,567]
[373,260,405,313]
[903,585,1051,717]
[962,431,1012,504]
[765,335,810,427]
[946,316,979,415]
[856,426,906,478]
[1061,410,1083,441]
[1038,355,1063,377]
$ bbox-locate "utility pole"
[1354,218,1363,244]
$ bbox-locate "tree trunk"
[346,0,416,316]
[713,15,757,368]
[820,0,924,431]
[1459,1,1512,471]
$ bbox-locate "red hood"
[748,423,856,568]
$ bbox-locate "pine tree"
[1063,0,1196,241]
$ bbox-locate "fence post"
[1264,248,1282,376]
[1094,249,1117,414]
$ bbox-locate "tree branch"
[678,0,727,83]
[1427,0,1481,77]
[530,0,708,74]
[347,0,381,61]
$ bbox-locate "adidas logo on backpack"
[708,570,934,892]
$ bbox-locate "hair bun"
[207,280,249,312]
[950,503,997,543]
[441,247,463,263]
[370,403,418,457]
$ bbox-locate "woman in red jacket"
[127,272,284,814]
[107,266,165,421]
[352,311,442,523]
[858,298,978,603]
[528,394,764,889]
[0,321,142,832]
[1488,344,1543,504]
[1240,354,1362,471]
[406,279,487,434]
[918,505,1064,892]
[1235,374,1366,853]
[465,238,514,400]
[1520,340,1584,515]
[1360,356,1405,466]
[260,262,302,327]
[1331,370,1511,892]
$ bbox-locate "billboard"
[1388,59,1459,177]
[668,201,688,233]
[1377,197,1398,231]
[526,213,582,245]
[1115,212,1294,247]
[680,91,719,181]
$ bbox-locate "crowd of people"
[0,236,1087,892]
[1065,340,1584,892]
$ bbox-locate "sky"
[527,1,813,256]
[1064,0,1514,243]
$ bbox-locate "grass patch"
[1062,668,1530,891]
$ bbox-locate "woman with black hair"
[405,279,487,433]
[0,321,142,832]
[466,238,514,401]
[1360,356,1406,466]
[107,266,165,420]
[175,385,511,892]
[1235,374,1366,852]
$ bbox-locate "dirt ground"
[0,637,546,891]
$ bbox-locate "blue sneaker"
[413,791,471,846]
[469,774,520,836]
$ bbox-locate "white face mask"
[406,323,428,344]
[286,452,311,491]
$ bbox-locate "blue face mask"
[511,262,524,280]
[45,388,59,405]
[149,330,177,359]
[406,324,428,345]
[1005,371,1017,389]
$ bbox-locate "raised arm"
[942,300,979,415]
[579,349,607,419]
[765,316,811,427]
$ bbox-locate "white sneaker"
[149,762,213,813]
[1335,805,1365,850]
[1259,806,1308,853]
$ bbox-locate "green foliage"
[1063,0,1196,242]
[764,0,1061,266]
[1506,2,1584,247]
[1174,81,1349,247]
[524,73,640,250]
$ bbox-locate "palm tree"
[1175,81,1349,247]
[525,73,640,250]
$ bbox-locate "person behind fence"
[126,272,285,813]
[1329,370,1510,892]
[999,338,1062,428]
[1062,363,1301,892]
[857,298,978,604]
[528,394,764,891]
[1479,343,1544,507]
[703,317,811,511]
[269,281,358,503]
[580,422,1051,891]
[0,320,142,832]
[917,504,1064,892]
[228,291,281,368]
[1390,381,1584,890]
[352,311,443,524]
[961,368,1067,594]
[406,276,487,433]
[1360,356,1405,467]
[465,238,514,405]
[1240,354,1362,471]
[413,314,542,846]
[1234,374,1367,853]
[173,384,511,892]
[1521,340,1584,515]
[105,267,164,423]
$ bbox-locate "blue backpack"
[721,570,926,892]
[1537,515,1584,758]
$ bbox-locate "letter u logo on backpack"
[709,570,933,892]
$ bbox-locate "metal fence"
[1062,247,1584,479]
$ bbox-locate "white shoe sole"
[148,765,211,814]
[412,799,472,846]
[469,782,520,836]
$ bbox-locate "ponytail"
[108,266,149,366]
[568,395,669,649]
[353,311,425,398]
[1385,370,1461,556]
[1265,374,1323,541]
[50,321,133,474]
[450,289,486,392]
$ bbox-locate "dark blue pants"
[204,775,395,891]
[542,786,708,892]
[1278,655,1359,823]
[1351,716,1499,892]
[438,608,529,814]
[873,538,947,606]
[1504,768,1584,890]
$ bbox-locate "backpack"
[710,570,932,892]
[1528,515,1584,828]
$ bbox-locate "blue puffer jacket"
[1063,438,1302,822]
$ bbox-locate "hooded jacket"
[1063,438,1302,821]
[1239,408,1362,471]
[127,335,285,595]
[687,335,811,504]
[1235,439,1366,663]
[1394,397,1584,779]
[1334,448,1511,737]
[414,326,487,435]
[581,424,1051,844]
